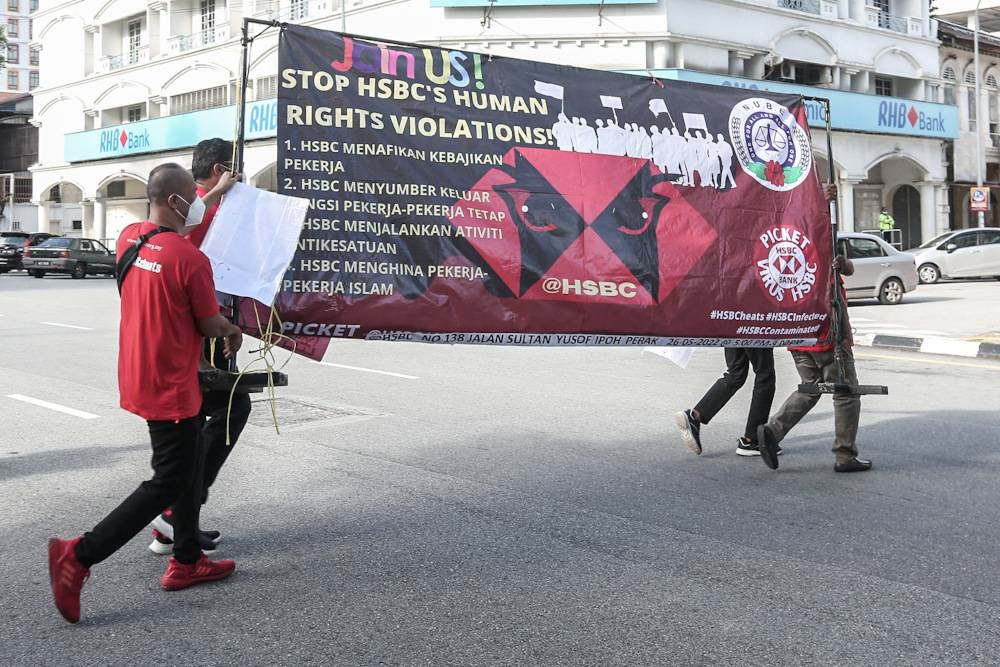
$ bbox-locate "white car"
[837,232,919,305]
[905,227,1000,284]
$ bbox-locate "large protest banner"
[269,24,833,358]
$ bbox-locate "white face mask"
[175,195,206,229]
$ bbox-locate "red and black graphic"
[272,24,832,357]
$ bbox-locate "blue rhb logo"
[99,127,151,153]
[877,101,946,133]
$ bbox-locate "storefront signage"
[642,69,958,140]
[64,99,278,163]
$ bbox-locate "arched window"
[965,70,977,85]
[942,66,957,81]
[988,73,999,88]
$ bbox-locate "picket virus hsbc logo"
[99,127,151,153]
[877,101,946,133]
[755,226,818,303]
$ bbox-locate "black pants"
[197,336,252,506]
[199,388,251,505]
[76,417,205,567]
[693,347,776,443]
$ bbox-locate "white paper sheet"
[643,346,695,369]
[199,182,309,305]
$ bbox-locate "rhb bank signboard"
[648,70,958,140]
[64,99,279,163]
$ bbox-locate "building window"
[28,19,31,38]
[11,220,20,231]
[290,0,308,21]
[6,44,18,65]
[7,19,17,37]
[127,105,143,122]
[30,0,37,10]
[28,71,38,89]
[29,50,38,66]
[200,0,216,43]
[49,184,60,202]
[256,75,278,100]
[72,220,83,231]
[7,0,18,11]
[964,70,977,86]
[106,181,126,198]
[874,77,892,97]
[127,19,142,65]
[7,71,18,89]
[170,85,228,114]
[969,88,978,131]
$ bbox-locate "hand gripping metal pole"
[797,96,887,397]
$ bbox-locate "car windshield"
[917,232,955,249]
[38,238,73,248]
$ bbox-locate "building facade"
[32,0,955,248]
[936,2,1000,228]
[2,0,40,94]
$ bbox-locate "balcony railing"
[778,0,819,15]
[98,45,150,73]
[865,6,924,36]
[167,24,231,55]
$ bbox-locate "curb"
[855,333,1000,361]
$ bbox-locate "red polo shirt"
[184,185,220,249]
[117,221,219,421]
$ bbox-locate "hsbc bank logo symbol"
[755,226,818,302]
[99,127,151,154]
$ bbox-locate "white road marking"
[859,328,949,337]
[318,362,419,379]
[855,352,999,370]
[40,321,93,331]
[6,394,100,419]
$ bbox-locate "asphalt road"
[2,272,1000,666]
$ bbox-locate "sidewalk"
[849,279,1000,360]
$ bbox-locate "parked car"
[905,227,1000,284]
[837,232,918,305]
[0,233,61,273]
[22,237,116,279]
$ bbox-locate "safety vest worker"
[878,208,895,231]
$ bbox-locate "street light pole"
[975,0,986,228]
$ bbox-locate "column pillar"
[35,201,49,234]
[838,0,850,19]
[839,178,861,233]
[917,182,937,247]
[82,200,94,239]
[94,197,107,244]
[850,0,865,21]
[852,70,870,93]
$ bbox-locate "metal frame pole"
[975,1,986,228]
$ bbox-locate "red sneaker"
[160,554,236,591]
[48,537,90,623]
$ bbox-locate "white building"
[936,1,1000,228]
[2,0,40,94]
[32,0,956,247]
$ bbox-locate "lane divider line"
[318,362,419,380]
[6,394,100,419]
[40,321,94,331]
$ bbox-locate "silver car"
[837,232,919,305]
[906,227,1000,284]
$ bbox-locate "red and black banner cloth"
[263,24,832,359]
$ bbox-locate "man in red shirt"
[48,163,244,624]
[147,138,256,556]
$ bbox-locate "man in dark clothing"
[675,348,777,457]
[48,164,243,624]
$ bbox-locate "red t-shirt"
[790,279,851,353]
[183,185,220,249]
[117,221,220,421]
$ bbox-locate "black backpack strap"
[115,227,171,295]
